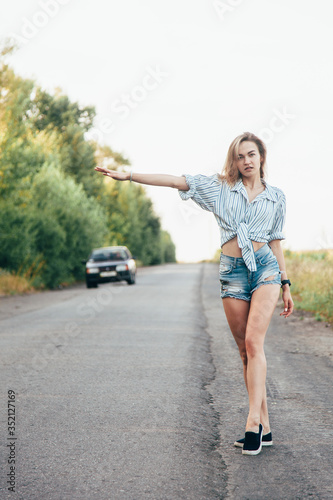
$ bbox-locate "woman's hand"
[280,287,294,318]
[94,166,129,181]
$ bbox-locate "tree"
[102,180,175,265]
[28,164,107,288]
[161,231,176,263]
[29,87,103,197]
[0,44,177,290]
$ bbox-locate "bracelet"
[129,170,133,182]
[281,279,291,288]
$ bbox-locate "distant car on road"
[83,246,136,288]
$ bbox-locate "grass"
[0,261,45,296]
[0,269,35,295]
[283,249,333,324]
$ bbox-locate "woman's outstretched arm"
[94,166,189,191]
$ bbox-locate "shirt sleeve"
[268,192,286,241]
[178,174,220,212]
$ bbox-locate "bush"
[0,164,108,289]
[28,164,108,288]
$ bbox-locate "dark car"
[84,246,136,288]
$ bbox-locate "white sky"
[1,0,332,262]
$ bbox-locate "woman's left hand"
[94,166,130,181]
[280,288,294,318]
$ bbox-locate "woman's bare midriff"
[221,237,266,257]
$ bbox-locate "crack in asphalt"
[189,263,228,499]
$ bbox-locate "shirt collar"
[230,179,279,202]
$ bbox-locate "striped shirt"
[178,173,286,272]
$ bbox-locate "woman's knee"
[245,336,264,359]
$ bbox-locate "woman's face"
[235,141,262,179]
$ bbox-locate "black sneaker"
[234,431,273,448]
[242,424,263,455]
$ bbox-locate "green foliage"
[28,164,107,287]
[161,230,176,263]
[0,49,176,291]
[102,181,176,266]
[0,62,61,198]
[29,87,104,198]
[0,199,36,270]
[0,164,107,288]
[31,88,95,132]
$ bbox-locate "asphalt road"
[0,263,332,499]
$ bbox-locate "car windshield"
[90,249,127,262]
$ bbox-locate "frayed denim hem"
[251,279,281,295]
[221,293,251,302]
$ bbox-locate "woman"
[95,131,293,456]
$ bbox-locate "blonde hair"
[220,132,267,185]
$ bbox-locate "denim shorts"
[219,243,281,301]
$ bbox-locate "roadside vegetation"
[211,248,333,324]
[0,269,35,295]
[283,249,333,324]
[0,43,176,294]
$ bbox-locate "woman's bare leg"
[244,284,280,432]
[222,296,272,434]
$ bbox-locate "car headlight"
[116,264,128,272]
[86,268,99,274]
